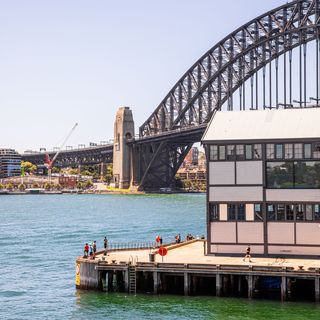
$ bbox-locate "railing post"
[281,276,287,302]
[248,275,253,299]
[216,273,222,297]
[315,277,320,303]
[184,272,190,296]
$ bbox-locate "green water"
[0,194,319,319]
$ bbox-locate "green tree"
[51,167,61,174]
[32,183,40,188]
[0,183,4,190]
[76,181,84,190]
[104,164,113,184]
[21,161,37,174]
[84,180,93,189]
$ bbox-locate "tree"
[21,161,37,174]
[44,182,51,190]
[76,181,84,190]
[51,167,61,174]
[32,183,40,189]
[6,183,13,190]
[84,180,93,189]
[104,164,113,184]
[0,183,3,190]
[18,184,26,191]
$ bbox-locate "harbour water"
[1,194,320,319]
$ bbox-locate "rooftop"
[202,108,320,142]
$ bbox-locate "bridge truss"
[22,145,113,168]
[137,0,320,190]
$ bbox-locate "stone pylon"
[112,107,135,189]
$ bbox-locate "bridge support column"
[112,107,135,189]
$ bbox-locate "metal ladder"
[128,266,136,294]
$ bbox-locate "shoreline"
[0,190,205,196]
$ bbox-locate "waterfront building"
[0,149,21,178]
[202,108,320,257]
[184,147,200,167]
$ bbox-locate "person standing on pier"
[104,237,108,256]
[83,243,89,258]
[92,241,97,259]
[243,245,252,262]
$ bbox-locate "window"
[315,205,320,220]
[238,204,245,220]
[266,162,294,189]
[227,204,246,221]
[210,145,218,161]
[295,204,305,221]
[304,144,312,159]
[266,144,274,159]
[245,145,252,160]
[227,145,235,160]
[267,204,276,221]
[209,203,219,221]
[286,204,294,221]
[306,205,313,221]
[236,145,245,160]
[267,203,320,221]
[254,204,263,221]
[313,144,320,159]
[227,204,236,220]
[285,144,293,159]
[275,144,283,159]
[294,161,320,189]
[277,204,285,220]
[294,144,303,159]
[253,144,262,159]
[219,146,226,160]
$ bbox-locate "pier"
[76,240,320,302]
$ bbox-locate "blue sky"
[0,0,286,152]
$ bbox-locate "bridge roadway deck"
[79,240,320,273]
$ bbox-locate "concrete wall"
[236,161,263,185]
[237,222,264,244]
[296,223,320,245]
[209,186,263,202]
[211,244,264,254]
[209,162,235,185]
[77,260,101,290]
[266,189,320,202]
[267,223,295,244]
[268,246,320,256]
[211,222,236,243]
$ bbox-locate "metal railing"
[107,241,157,251]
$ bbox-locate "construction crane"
[44,123,78,176]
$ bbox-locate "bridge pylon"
[112,107,135,189]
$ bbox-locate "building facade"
[202,108,320,257]
[0,149,21,178]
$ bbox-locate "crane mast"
[45,123,78,176]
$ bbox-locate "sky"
[0,0,287,153]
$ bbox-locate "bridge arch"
[136,0,320,190]
[139,0,320,138]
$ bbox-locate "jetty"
[76,240,320,302]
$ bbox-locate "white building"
[202,108,320,257]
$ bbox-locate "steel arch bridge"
[136,0,320,190]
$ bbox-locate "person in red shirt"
[83,243,89,258]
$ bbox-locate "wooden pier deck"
[76,240,320,302]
